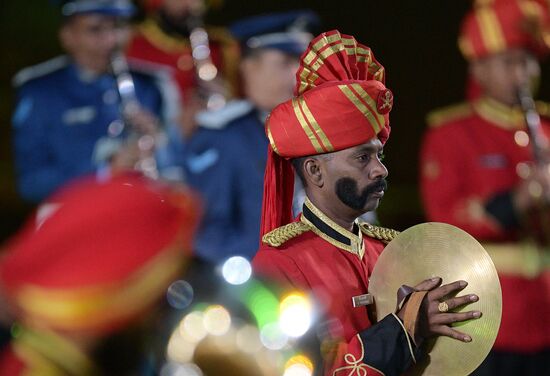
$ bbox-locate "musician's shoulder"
[358,221,400,244]
[426,102,473,129]
[262,221,312,248]
[196,100,256,131]
[13,55,70,88]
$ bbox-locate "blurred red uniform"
[421,98,550,351]
[420,0,550,370]
[126,15,239,103]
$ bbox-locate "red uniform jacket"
[126,18,240,103]
[420,97,550,352]
[253,198,419,376]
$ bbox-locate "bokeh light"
[243,280,279,329]
[167,280,194,310]
[259,322,289,350]
[203,305,231,336]
[181,311,207,343]
[222,256,252,285]
[283,363,313,376]
[235,324,263,354]
[279,293,312,337]
[160,362,203,376]
[166,327,195,363]
[284,354,314,376]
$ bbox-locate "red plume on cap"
[260,30,393,238]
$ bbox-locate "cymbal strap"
[403,291,428,346]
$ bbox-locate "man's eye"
[357,154,369,162]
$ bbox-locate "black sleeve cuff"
[484,191,520,230]
[359,314,422,376]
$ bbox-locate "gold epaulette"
[426,102,473,128]
[536,101,550,119]
[262,222,311,247]
[359,222,400,244]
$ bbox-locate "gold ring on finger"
[438,301,449,313]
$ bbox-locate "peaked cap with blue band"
[51,0,136,18]
[229,10,321,56]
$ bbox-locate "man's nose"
[102,30,118,50]
[369,158,388,180]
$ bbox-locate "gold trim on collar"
[302,198,365,258]
[473,97,525,130]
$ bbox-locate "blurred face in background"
[471,48,540,106]
[161,0,205,20]
[241,49,300,112]
[60,14,131,74]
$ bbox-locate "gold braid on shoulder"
[262,222,311,247]
[359,222,400,244]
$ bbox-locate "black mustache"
[363,178,388,196]
[335,177,388,211]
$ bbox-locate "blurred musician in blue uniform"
[183,10,319,263]
[12,0,182,203]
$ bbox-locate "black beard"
[335,177,387,211]
[157,9,192,38]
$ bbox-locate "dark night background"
[1,0,548,242]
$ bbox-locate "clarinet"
[517,84,549,164]
[186,9,226,111]
[517,84,550,246]
[110,49,159,179]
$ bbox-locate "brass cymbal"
[368,222,502,376]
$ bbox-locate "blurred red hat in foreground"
[0,173,201,336]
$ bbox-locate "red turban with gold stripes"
[261,30,393,236]
[459,0,550,60]
[0,174,200,336]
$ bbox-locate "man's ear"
[59,24,74,52]
[303,157,324,188]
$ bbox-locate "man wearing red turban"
[253,30,482,375]
[421,0,550,374]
